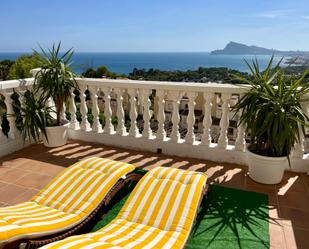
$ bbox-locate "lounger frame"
[2,173,142,249]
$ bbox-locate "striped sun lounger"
[0,157,135,249]
[40,166,207,249]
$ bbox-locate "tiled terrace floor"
[0,140,308,249]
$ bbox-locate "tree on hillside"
[7,54,43,80]
[82,66,124,79]
[0,60,14,81]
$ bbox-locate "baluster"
[141,89,152,139]
[0,119,7,143]
[45,97,57,120]
[61,103,68,123]
[292,100,309,158]
[69,89,80,130]
[4,91,19,139]
[90,86,102,133]
[115,88,126,136]
[102,87,115,134]
[185,92,197,144]
[156,89,166,140]
[169,91,182,143]
[0,94,8,143]
[218,93,231,149]
[80,85,91,131]
[128,88,139,137]
[201,92,214,146]
[235,94,246,151]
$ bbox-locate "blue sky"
[1,0,309,52]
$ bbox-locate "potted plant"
[12,43,78,147]
[31,42,79,147]
[233,57,309,184]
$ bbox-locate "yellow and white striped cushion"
[41,167,207,249]
[0,157,135,244]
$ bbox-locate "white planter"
[246,150,287,184]
[42,123,69,147]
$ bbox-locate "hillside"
[211,42,309,57]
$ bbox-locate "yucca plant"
[233,56,309,159]
[12,90,53,142]
[33,42,78,126]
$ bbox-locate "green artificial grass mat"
[92,184,269,249]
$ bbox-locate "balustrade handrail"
[0,77,249,94]
[78,78,249,94]
[0,78,34,90]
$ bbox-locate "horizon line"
[0,51,213,53]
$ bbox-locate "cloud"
[302,15,309,20]
[256,9,293,19]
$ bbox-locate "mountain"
[211,42,309,57]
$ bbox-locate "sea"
[0,52,284,75]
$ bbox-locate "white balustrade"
[3,91,18,139]
[169,90,182,143]
[89,86,102,133]
[69,90,80,130]
[102,86,115,135]
[115,88,127,136]
[185,92,197,144]
[79,86,91,132]
[128,88,139,137]
[141,89,152,139]
[217,93,231,149]
[235,94,246,151]
[156,89,166,141]
[1,77,309,172]
[201,92,214,146]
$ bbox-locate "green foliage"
[0,60,14,80]
[7,54,43,80]
[129,67,249,83]
[233,56,309,158]
[12,90,53,142]
[11,91,23,132]
[33,42,78,126]
[0,94,9,137]
[82,66,124,79]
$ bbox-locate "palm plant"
[233,56,309,159]
[33,42,78,126]
[13,90,53,142]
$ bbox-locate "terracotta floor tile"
[278,191,309,211]
[276,173,307,195]
[0,180,9,189]
[212,167,246,189]
[0,184,29,203]
[11,159,64,175]
[15,173,54,189]
[0,166,13,176]
[284,226,309,249]
[246,175,277,191]
[0,168,30,183]
[13,158,46,172]
[37,164,64,176]
[279,206,309,230]
[7,188,39,205]
[0,202,7,207]
[14,143,50,156]
[301,175,309,193]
